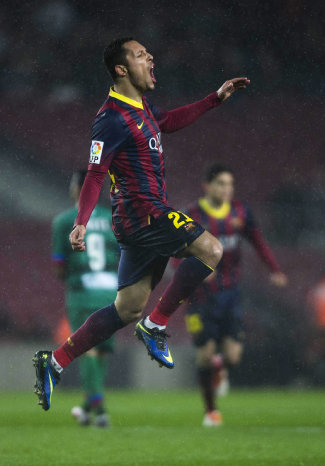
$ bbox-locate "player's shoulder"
[93,106,124,126]
[231,200,253,219]
[53,206,77,226]
[232,199,248,210]
[92,106,127,141]
[231,199,246,208]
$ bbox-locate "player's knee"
[205,238,223,268]
[118,306,144,324]
[197,351,214,368]
[211,239,223,265]
[226,351,242,366]
[116,297,148,324]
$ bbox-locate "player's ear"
[115,65,127,78]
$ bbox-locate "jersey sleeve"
[243,204,281,273]
[145,93,221,134]
[88,110,129,173]
[75,111,129,227]
[74,170,107,227]
[52,215,70,264]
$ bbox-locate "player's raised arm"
[149,77,250,134]
[243,204,288,287]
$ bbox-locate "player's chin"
[147,80,155,91]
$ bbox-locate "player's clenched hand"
[217,77,250,102]
[270,272,288,288]
[69,225,86,251]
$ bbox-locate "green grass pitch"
[0,389,324,466]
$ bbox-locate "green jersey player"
[52,171,119,427]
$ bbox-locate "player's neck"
[113,81,143,103]
[205,196,224,209]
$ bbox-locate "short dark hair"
[205,163,234,183]
[103,37,134,80]
[71,170,88,189]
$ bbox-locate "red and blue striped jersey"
[89,87,172,240]
[186,198,281,300]
[76,89,220,235]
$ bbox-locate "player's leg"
[33,274,152,410]
[219,286,245,372]
[213,289,245,398]
[186,306,223,426]
[221,337,243,367]
[135,211,222,368]
[134,256,176,367]
[196,340,223,426]
[212,354,229,397]
[221,336,244,368]
[149,230,223,327]
[211,337,243,399]
[67,305,108,426]
[77,347,111,428]
[58,302,114,426]
[73,349,101,426]
[94,350,110,427]
[54,275,151,366]
[74,342,112,428]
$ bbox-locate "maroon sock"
[149,256,213,326]
[198,367,216,412]
[212,354,224,371]
[53,303,125,368]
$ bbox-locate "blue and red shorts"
[185,287,245,346]
[117,210,205,290]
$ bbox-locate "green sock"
[79,355,107,414]
[97,355,108,389]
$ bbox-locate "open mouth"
[150,65,156,83]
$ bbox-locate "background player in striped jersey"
[52,171,119,427]
[33,38,250,411]
[184,164,288,426]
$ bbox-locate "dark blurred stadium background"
[1,0,324,390]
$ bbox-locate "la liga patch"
[89,140,104,164]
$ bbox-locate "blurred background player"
[184,164,288,426]
[52,170,119,427]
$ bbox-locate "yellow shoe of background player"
[202,410,223,427]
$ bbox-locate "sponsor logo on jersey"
[149,132,163,154]
[89,140,104,164]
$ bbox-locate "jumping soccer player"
[33,37,250,411]
[184,164,288,426]
[52,171,119,427]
